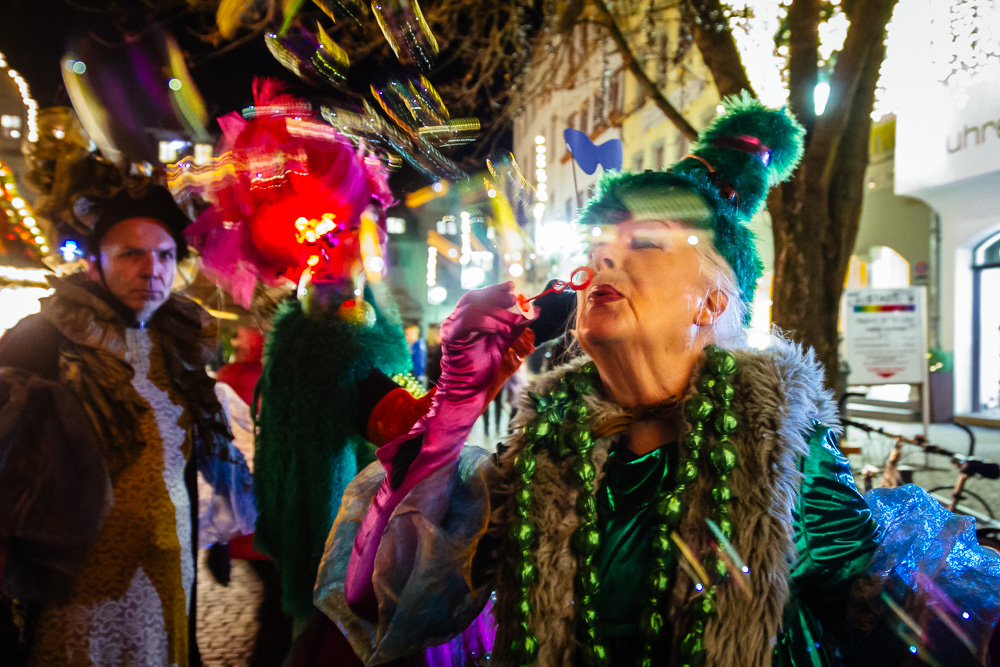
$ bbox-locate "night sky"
[0,0,294,122]
[0,0,512,194]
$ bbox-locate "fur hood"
[490,339,837,666]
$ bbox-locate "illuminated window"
[386,217,406,234]
[159,141,178,163]
[632,151,644,172]
[194,144,213,166]
[0,115,21,129]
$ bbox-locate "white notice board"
[844,287,927,386]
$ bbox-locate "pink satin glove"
[346,283,530,621]
[424,282,531,442]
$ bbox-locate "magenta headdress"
[183,78,394,307]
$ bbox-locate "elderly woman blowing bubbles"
[315,96,1000,667]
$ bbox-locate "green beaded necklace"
[508,345,739,667]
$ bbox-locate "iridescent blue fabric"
[865,484,1000,664]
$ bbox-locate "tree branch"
[591,0,698,140]
[786,0,819,134]
[803,0,896,189]
[683,0,754,99]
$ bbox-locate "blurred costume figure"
[406,324,428,385]
[216,326,264,407]
[316,97,1000,667]
[181,81,445,665]
[0,186,254,667]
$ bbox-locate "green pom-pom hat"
[576,92,805,325]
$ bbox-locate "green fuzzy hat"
[576,92,805,325]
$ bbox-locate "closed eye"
[630,237,662,250]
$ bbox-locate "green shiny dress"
[592,426,880,666]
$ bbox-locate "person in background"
[0,185,255,666]
[216,326,264,408]
[212,324,292,666]
[425,323,442,389]
[405,324,427,384]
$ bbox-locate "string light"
[0,159,48,258]
[426,245,438,286]
[0,55,39,143]
[459,211,472,265]
[534,138,548,210]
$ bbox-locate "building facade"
[893,0,1000,421]
[511,8,971,415]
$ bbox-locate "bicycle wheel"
[926,486,996,521]
[977,529,1000,556]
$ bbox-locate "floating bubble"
[487,153,535,210]
[61,26,210,166]
[372,0,439,72]
[880,593,946,667]
[265,24,350,93]
[670,532,710,588]
[370,75,478,149]
[418,118,479,147]
[312,0,369,25]
[321,101,465,180]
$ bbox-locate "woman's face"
[576,218,712,356]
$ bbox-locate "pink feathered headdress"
[184,79,394,307]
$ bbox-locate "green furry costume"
[253,287,412,619]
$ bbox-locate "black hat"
[88,185,191,261]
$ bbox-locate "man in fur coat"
[0,185,255,666]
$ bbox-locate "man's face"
[405,326,420,345]
[91,217,177,323]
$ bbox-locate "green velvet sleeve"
[789,425,879,602]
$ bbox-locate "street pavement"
[196,556,262,666]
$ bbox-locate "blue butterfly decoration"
[563,129,623,175]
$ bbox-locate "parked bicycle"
[843,418,1000,554]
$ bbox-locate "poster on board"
[844,287,927,385]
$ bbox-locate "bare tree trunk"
[582,0,898,390]
[771,0,895,391]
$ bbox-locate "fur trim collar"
[37,272,231,478]
[41,272,218,365]
[491,340,836,666]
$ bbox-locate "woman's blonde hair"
[691,236,747,349]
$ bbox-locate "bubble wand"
[516,266,593,313]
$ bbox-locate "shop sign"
[896,76,1000,195]
[844,287,927,385]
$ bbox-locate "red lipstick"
[589,284,623,303]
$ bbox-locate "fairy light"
[1,58,39,142]
[459,211,472,265]
[0,158,48,256]
[534,138,548,209]
[426,245,438,286]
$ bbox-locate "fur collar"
[36,272,232,478]
[490,339,836,666]
[41,272,218,365]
